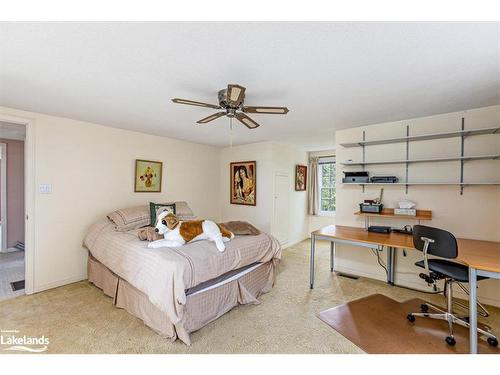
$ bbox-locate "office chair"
[406,225,498,347]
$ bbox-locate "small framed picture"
[295,165,307,191]
[135,159,163,192]
[230,161,256,206]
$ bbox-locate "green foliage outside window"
[320,162,336,212]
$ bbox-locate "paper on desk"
[398,200,416,209]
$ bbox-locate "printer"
[343,171,369,183]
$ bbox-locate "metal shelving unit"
[342,182,500,186]
[341,154,500,166]
[340,120,500,195]
[339,125,500,148]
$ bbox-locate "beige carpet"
[0,250,25,302]
[0,240,498,354]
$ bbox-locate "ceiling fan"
[171,84,289,129]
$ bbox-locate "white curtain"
[308,157,319,215]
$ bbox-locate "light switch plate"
[39,184,52,194]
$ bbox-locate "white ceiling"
[1,22,499,149]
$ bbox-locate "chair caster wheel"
[407,314,415,323]
[487,337,498,347]
[420,304,429,313]
[445,336,456,346]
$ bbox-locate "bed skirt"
[87,253,278,345]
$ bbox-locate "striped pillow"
[107,205,150,232]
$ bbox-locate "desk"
[464,240,500,353]
[310,225,500,354]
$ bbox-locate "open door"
[0,123,26,301]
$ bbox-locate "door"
[273,172,290,245]
[0,143,6,252]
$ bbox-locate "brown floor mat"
[317,293,499,354]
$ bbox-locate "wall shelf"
[341,154,500,166]
[342,182,500,186]
[355,208,432,221]
[340,126,500,148]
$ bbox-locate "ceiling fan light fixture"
[226,84,246,105]
[229,87,242,101]
[171,84,287,130]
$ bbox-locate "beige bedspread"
[83,218,281,324]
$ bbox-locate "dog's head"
[154,211,179,235]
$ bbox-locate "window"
[318,158,336,214]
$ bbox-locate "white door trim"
[0,142,7,252]
[0,112,35,295]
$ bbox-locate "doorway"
[0,121,26,301]
[273,172,290,246]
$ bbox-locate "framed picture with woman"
[230,161,256,206]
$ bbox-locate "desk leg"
[310,235,316,289]
[390,247,395,285]
[330,241,335,272]
[386,247,394,285]
[469,267,478,354]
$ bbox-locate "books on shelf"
[394,208,417,216]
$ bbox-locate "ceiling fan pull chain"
[229,117,233,148]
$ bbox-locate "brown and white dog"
[148,211,234,252]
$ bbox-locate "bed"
[83,216,281,345]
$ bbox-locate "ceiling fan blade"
[226,84,246,105]
[172,98,221,109]
[242,106,289,114]
[235,112,260,129]
[196,112,226,124]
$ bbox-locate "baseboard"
[335,265,386,283]
[0,247,21,254]
[282,236,309,250]
[335,265,500,308]
[33,275,86,294]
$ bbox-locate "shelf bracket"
[405,125,409,194]
[460,117,465,195]
[362,130,365,194]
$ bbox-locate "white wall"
[0,106,222,293]
[335,105,500,306]
[309,215,335,233]
[220,141,274,233]
[220,141,309,247]
[271,143,309,246]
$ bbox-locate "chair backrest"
[412,225,458,259]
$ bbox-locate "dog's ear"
[165,214,179,229]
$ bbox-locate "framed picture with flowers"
[134,159,163,192]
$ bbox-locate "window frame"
[317,157,336,216]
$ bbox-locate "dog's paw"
[147,242,157,249]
